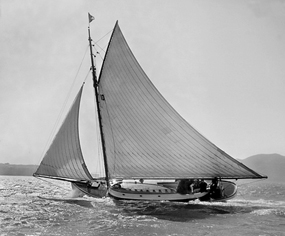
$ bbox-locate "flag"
[88,13,95,23]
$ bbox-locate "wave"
[1,182,285,235]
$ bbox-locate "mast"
[88,23,110,187]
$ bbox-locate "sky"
[0,0,284,168]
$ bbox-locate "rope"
[95,29,113,44]
[84,69,91,83]
[95,47,105,61]
[92,29,112,61]
[37,29,111,176]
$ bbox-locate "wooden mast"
[88,22,110,187]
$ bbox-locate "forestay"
[97,22,265,180]
[34,86,93,181]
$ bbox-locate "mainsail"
[35,20,266,189]
[34,86,94,182]
[97,22,266,180]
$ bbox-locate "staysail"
[34,85,94,182]
[97,22,266,180]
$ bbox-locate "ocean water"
[0,176,285,236]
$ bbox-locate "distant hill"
[0,163,38,176]
[239,153,285,182]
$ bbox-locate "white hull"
[109,182,207,201]
[108,188,207,201]
[73,180,237,202]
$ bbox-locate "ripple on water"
[1,176,285,236]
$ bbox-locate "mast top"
[88,24,97,87]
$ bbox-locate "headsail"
[34,85,94,182]
[97,22,266,180]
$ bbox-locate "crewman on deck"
[199,179,208,192]
[209,177,221,198]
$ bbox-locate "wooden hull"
[72,182,108,198]
[159,180,238,202]
[199,180,238,202]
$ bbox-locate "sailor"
[199,179,208,192]
[189,179,195,193]
[209,177,220,198]
[86,181,92,193]
[177,179,187,194]
[177,179,195,194]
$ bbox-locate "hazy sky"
[0,0,284,168]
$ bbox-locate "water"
[1,176,285,236]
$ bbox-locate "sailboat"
[33,16,267,202]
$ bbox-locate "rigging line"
[94,42,108,54]
[95,49,105,61]
[84,69,91,83]
[35,176,70,191]
[38,45,89,161]
[92,43,107,62]
[90,29,112,61]
[95,29,113,45]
